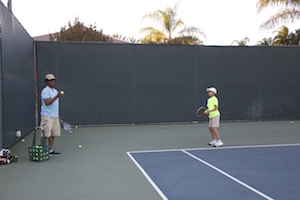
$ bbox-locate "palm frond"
[142,10,163,23]
[231,37,250,46]
[179,26,206,39]
[140,28,167,44]
[140,26,154,34]
[172,18,185,32]
[259,8,300,29]
[257,0,300,12]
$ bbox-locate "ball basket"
[28,126,49,162]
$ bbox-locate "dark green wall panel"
[0,3,35,148]
[36,42,300,126]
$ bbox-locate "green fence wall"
[36,42,300,126]
[1,1,300,149]
[0,2,35,148]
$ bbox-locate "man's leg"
[40,116,51,146]
[49,118,61,155]
[41,137,46,146]
[49,136,54,151]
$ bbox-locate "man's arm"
[44,92,63,106]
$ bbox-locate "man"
[40,74,63,156]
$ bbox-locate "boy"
[204,87,223,147]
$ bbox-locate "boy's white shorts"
[209,115,220,128]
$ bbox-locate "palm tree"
[140,2,205,44]
[289,28,300,45]
[256,37,273,46]
[176,27,205,45]
[128,37,141,44]
[231,37,250,46]
[112,34,127,41]
[257,0,300,29]
[273,25,291,45]
[140,29,167,44]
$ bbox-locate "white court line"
[127,143,300,154]
[181,150,274,200]
[126,152,168,200]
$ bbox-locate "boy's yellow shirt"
[206,96,221,119]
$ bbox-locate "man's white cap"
[206,87,217,94]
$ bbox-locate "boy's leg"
[211,116,220,139]
[209,127,216,140]
[208,124,217,145]
[213,128,223,147]
[211,127,220,140]
[211,116,223,147]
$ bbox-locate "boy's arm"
[205,105,218,114]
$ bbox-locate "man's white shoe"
[208,140,216,145]
[214,140,224,147]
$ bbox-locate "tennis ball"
[78,145,82,149]
[75,125,78,128]
[22,139,25,143]
[291,121,294,124]
[60,91,64,94]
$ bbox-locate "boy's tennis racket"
[196,106,206,117]
[60,119,74,134]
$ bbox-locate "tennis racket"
[196,106,206,117]
[60,119,74,134]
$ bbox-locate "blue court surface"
[128,144,300,200]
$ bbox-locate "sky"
[8,0,300,46]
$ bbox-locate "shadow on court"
[0,120,299,200]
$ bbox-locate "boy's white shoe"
[208,140,216,145]
[214,140,224,147]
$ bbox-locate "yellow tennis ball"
[60,91,64,94]
[78,145,82,149]
[22,139,25,143]
[291,121,294,124]
[75,125,78,128]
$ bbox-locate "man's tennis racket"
[60,119,74,134]
[196,106,206,117]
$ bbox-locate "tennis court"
[1,3,300,200]
[1,120,300,200]
[129,144,300,200]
